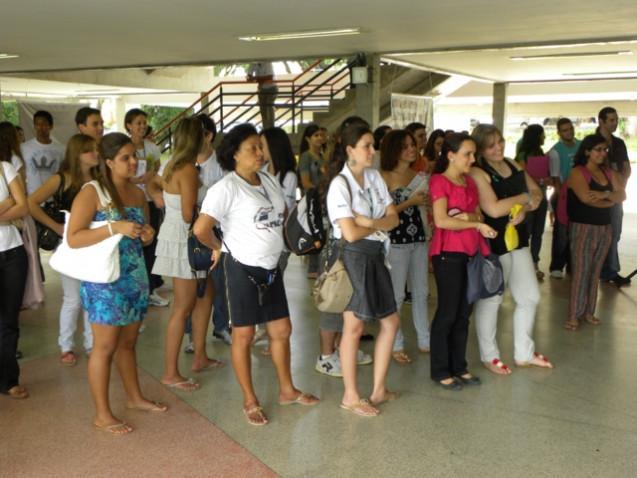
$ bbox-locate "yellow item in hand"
[504,204,523,251]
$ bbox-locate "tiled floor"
[4,215,637,478]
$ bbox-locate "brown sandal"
[3,385,29,399]
[584,316,601,325]
[563,320,579,331]
[243,405,268,426]
[392,351,412,364]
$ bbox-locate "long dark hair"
[434,133,475,174]
[60,134,98,195]
[98,133,132,216]
[517,124,544,161]
[299,123,320,155]
[261,127,296,186]
[0,122,23,166]
[380,129,415,171]
[573,133,608,167]
[424,129,445,162]
[326,123,372,184]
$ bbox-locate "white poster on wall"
[390,93,434,130]
[18,101,89,147]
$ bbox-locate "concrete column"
[112,97,126,133]
[355,53,381,128]
[492,82,508,131]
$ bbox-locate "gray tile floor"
[17,215,637,478]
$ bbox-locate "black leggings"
[0,245,27,392]
[143,201,163,293]
[430,252,471,381]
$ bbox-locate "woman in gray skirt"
[326,123,400,417]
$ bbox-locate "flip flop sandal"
[563,321,579,331]
[516,352,554,369]
[2,385,29,400]
[243,406,268,426]
[279,392,320,406]
[60,351,77,367]
[392,351,412,364]
[584,316,601,325]
[126,401,169,412]
[162,378,200,391]
[340,399,379,417]
[485,358,512,375]
[94,421,133,435]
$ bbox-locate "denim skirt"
[341,239,397,321]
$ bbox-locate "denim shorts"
[341,239,397,321]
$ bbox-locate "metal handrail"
[154,58,352,150]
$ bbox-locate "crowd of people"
[0,104,630,431]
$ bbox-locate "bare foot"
[3,385,29,399]
[191,358,224,373]
[369,389,400,406]
[584,315,601,325]
[126,399,169,412]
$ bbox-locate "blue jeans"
[211,254,230,333]
[600,204,623,280]
[388,242,430,351]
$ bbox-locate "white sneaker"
[149,291,170,307]
[184,341,194,354]
[252,327,267,344]
[550,270,564,279]
[315,353,343,377]
[356,349,373,365]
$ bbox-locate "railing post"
[219,85,224,132]
[291,84,296,132]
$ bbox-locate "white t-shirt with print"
[0,162,24,252]
[201,171,286,269]
[11,154,24,173]
[327,165,393,241]
[21,138,64,194]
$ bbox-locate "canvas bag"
[49,181,124,283]
[312,175,353,313]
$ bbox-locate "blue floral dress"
[81,207,149,326]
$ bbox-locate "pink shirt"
[428,174,488,257]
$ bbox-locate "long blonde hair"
[163,117,204,183]
[60,134,97,195]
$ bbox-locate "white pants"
[474,247,539,363]
[58,274,92,353]
[388,242,430,351]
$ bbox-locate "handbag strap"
[82,180,112,209]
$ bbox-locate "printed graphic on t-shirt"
[254,206,284,231]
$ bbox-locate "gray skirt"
[341,239,397,321]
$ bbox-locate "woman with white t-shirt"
[194,124,318,426]
[0,146,30,399]
[326,123,400,417]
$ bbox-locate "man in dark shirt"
[596,106,631,286]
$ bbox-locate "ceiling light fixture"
[510,50,633,61]
[238,28,360,42]
[0,53,19,60]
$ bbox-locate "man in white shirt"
[21,110,65,194]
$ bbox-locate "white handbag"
[49,181,124,283]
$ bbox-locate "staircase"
[153,59,448,151]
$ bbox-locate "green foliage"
[0,101,19,124]
[141,105,192,133]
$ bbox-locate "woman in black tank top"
[564,134,626,331]
[469,124,553,374]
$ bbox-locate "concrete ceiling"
[1,0,636,82]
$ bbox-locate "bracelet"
[107,221,113,236]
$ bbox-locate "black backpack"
[283,187,325,255]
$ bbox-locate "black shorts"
[223,254,289,328]
[342,239,397,321]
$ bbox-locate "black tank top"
[478,159,529,255]
[389,187,426,244]
[567,174,612,226]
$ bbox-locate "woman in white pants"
[29,134,99,366]
[469,124,553,375]
[380,130,430,364]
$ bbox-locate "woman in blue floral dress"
[67,133,167,435]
